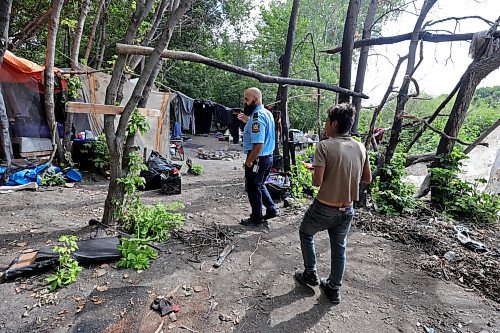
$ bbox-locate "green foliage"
[83,134,110,172]
[371,153,415,215]
[127,109,150,136]
[117,238,158,270]
[67,76,82,99]
[190,164,203,176]
[40,171,66,186]
[430,151,499,224]
[47,235,82,292]
[117,150,147,196]
[290,146,318,199]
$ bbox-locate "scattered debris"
[193,286,203,293]
[92,269,107,278]
[151,297,180,317]
[96,284,108,292]
[249,235,262,266]
[204,300,218,319]
[197,148,240,160]
[179,324,198,333]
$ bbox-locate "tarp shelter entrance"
[0,50,67,159]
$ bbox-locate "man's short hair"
[245,87,262,102]
[327,103,355,134]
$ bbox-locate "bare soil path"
[0,136,498,333]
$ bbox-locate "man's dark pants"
[299,199,354,290]
[245,155,277,223]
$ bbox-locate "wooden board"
[66,102,161,117]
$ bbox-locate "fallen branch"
[405,153,435,167]
[60,68,112,75]
[213,243,235,268]
[115,43,369,98]
[249,235,262,266]
[464,118,500,154]
[399,114,488,147]
[179,324,199,333]
[321,30,500,54]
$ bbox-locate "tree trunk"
[275,0,300,173]
[44,0,65,164]
[338,0,361,104]
[10,8,52,50]
[129,0,172,71]
[102,0,192,226]
[380,0,436,183]
[63,0,91,159]
[351,0,378,134]
[83,0,106,65]
[0,0,13,165]
[95,6,108,70]
[431,35,500,203]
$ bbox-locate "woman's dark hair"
[327,103,355,134]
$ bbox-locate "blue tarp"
[0,163,82,186]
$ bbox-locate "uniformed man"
[238,87,279,227]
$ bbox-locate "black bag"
[141,151,181,190]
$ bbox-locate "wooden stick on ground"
[154,321,164,333]
[213,244,235,268]
[179,325,199,333]
[249,235,262,266]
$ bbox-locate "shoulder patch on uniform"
[252,122,260,133]
[252,112,259,119]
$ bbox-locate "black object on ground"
[141,151,181,191]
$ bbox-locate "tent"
[0,51,67,158]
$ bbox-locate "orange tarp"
[0,50,61,85]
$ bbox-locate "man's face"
[243,92,256,107]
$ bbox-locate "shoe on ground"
[320,278,341,304]
[294,270,320,286]
[240,218,263,227]
[264,209,280,220]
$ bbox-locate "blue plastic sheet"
[0,163,82,186]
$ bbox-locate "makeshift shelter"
[0,52,175,160]
[0,51,67,159]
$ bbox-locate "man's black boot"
[294,270,320,286]
[240,218,263,227]
[320,278,341,304]
[264,208,280,220]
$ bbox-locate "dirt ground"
[0,135,499,333]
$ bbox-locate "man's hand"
[237,112,249,124]
[245,159,253,168]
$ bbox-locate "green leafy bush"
[191,164,203,176]
[371,153,415,215]
[430,151,499,224]
[40,171,66,186]
[290,146,318,199]
[83,134,110,172]
[117,238,158,270]
[47,235,82,291]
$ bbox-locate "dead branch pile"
[171,224,236,261]
[354,207,500,303]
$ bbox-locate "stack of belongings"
[265,172,290,200]
[140,151,182,195]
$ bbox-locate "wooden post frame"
[66,101,161,117]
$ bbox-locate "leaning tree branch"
[463,118,500,154]
[399,114,488,147]
[115,43,369,98]
[321,30,500,54]
[406,81,461,150]
[423,16,495,28]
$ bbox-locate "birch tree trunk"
[63,0,91,157]
[0,0,13,165]
[44,0,65,164]
[83,0,106,65]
